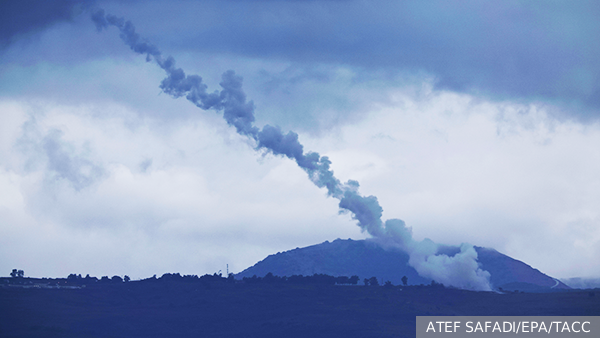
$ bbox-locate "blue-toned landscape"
[2,1,600,336]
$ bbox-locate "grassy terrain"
[1,280,598,338]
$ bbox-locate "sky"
[1,0,600,282]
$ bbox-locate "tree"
[401,275,408,286]
[368,276,379,286]
[430,280,443,288]
[124,275,130,282]
[349,275,359,285]
[84,274,98,282]
[264,272,275,283]
[10,269,17,278]
[364,278,369,286]
[335,276,349,285]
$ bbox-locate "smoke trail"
[92,9,492,291]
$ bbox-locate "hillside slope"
[237,239,569,291]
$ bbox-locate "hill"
[236,238,569,291]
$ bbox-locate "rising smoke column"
[91,9,492,291]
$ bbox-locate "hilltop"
[237,238,569,291]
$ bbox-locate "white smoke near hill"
[91,8,491,291]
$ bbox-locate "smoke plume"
[92,9,492,291]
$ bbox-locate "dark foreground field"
[1,281,599,338]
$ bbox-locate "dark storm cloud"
[0,0,92,49]
[5,1,598,122]
[137,0,599,120]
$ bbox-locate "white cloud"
[310,87,600,279]
[0,99,368,278]
[2,65,600,281]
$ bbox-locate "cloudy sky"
[1,0,599,281]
